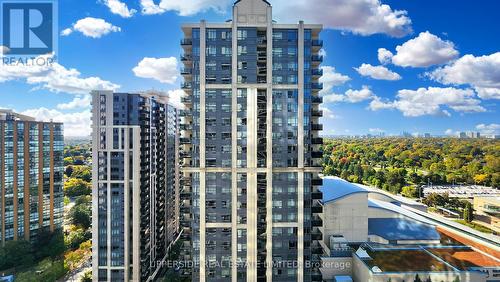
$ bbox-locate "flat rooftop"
[368,218,440,241]
[429,248,500,270]
[364,249,454,272]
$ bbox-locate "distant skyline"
[1,0,499,137]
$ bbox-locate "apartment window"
[237,30,247,40]
[288,47,297,56]
[238,61,248,70]
[206,46,216,56]
[206,61,217,71]
[273,31,283,40]
[273,63,282,71]
[273,48,283,57]
[221,31,232,39]
[222,104,231,112]
[221,47,232,56]
[237,46,247,55]
[273,201,282,208]
[207,29,217,40]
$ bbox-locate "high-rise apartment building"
[91,91,180,282]
[179,0,324,281]
[0,110,64,244]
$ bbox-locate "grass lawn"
[455,220,494,234]
[9,258,68,282]
[366,249,453,272]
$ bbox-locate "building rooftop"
[368,218,440,241]
[429,248,500,270]
[321,177,368,203]
[0,109,35,121]
[364,249,456,272]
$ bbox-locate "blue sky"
[0,0,499,137]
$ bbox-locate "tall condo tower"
[91,91,180,281]
[0,110,64,244]
[180,0,325,281]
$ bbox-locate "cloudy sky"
[1,0,499,137]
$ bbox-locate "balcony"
[180,151,191,159]
[181,68,192,75]
[180,138,190,144]
[181,83,192,90]
[311,231,322,241]
[311,124,323,131]
[312,178,323,186]
[181,38,192,46]
[312,202,323,214]
[311,110,323,117]
[311,68,323,76]
[312,83,323,90]
[311,151,323,159]
[180,110,192,117]
[312,138,323,145]
[312,96,323,104]
[180,54,192,62]
[180,123,192,131]
[311,55,323,63]
[312,40,323,47]
[311,191,323,200]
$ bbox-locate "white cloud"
[21,108,92,137]
[272,0,412,37]
[140,0,231,16]
[140,0,412,37]
[369,87,485,117]
[63,17,121,38]
[390,31,459,67]
[355,63,401,80]
[428,52,500,100]
[104,0,137,18]
[319,66,350,96]
[345,86,375,103]
[378,48,393,64]
[0,54,120,94]
[166,89,186,109]
[369,128,385,134]
[57,95,91,110]
[60,28,73,36]
[444,129,457,136]
[319,104,339,120]
[322,86,375,104]
[323,94,346,104]
[1,46,11,55]
[476,123,500,136]
[133,57,179,84]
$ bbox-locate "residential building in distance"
[179,0,325,281]
[474,197,500,233]
[0,109,64,244]
[319,177,500,282]
[91,91,180,281]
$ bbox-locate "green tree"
[71,166,92,182]
[0,240,34,270]
[64,178,91,197]
[68,204,91,229]
[81,270,92,282]
[33,229,65,259]
[401,186,418,198]
[463,202,474,223]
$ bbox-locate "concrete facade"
[91,91,180,282]
[0,110,63,245]
[179,0,325,281]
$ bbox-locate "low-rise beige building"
[474,197,500,233]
